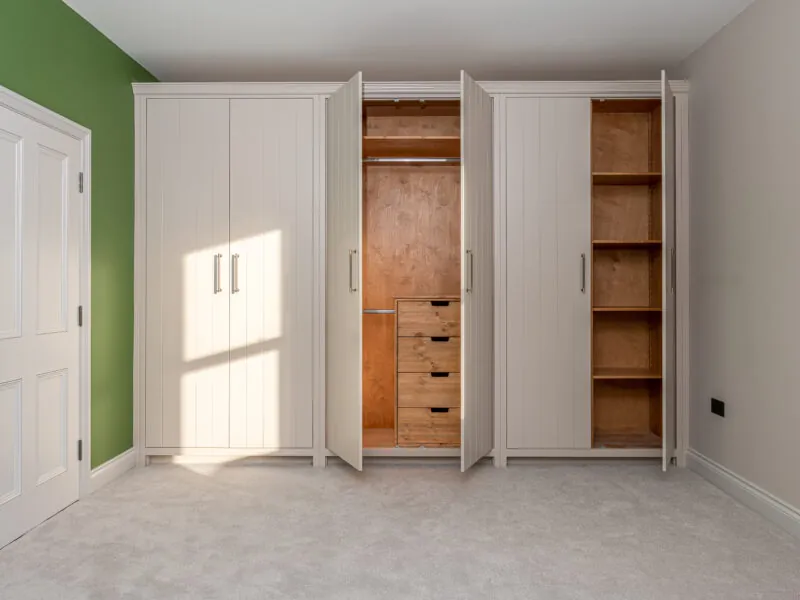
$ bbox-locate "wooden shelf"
[363,428,395,449]
[593,430,662,449]
[593,173,662,185]
[363,136,460,159]
[593,307,662,313]
[593,367,662,380]
[593,240,662,249]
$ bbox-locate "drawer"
[397,337,460,373]
[397,300,460,337]
[398,407,461,447]
[398,373,460,408]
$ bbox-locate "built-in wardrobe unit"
[134,72,686,472]
[500,74,678,469]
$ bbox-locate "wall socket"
[711,398,725,418]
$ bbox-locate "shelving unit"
[591,98,664,449]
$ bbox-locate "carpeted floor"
[1,461,799,599]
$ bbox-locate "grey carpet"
[1,462,799,600]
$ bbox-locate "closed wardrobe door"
[229,99,314,449]
[145,99,231,449]
[505,97,592,450]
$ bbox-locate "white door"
[229,99,314,449]
[505,97,592,450]
[460,71,494,471]
[661,72,677,471]
[0,106,82,547]
[145,99,230,449]
[326,73,363,470]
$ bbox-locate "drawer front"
[398,407,461,447]
[397,373,460,408]
[397,300,460,337]
[397,337,460,373]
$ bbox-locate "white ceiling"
[63,0,756,82]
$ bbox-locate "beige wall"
[680,0,800,510]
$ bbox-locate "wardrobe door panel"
[505,97,592,450]
[661,72,677,470]
[145,98,230,449]
[229,98,315,449]
[326,73,363,470]
[460,71,494,471]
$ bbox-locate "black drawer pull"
[430,372,449,378]
[430,407,450,414]
[431,301,450,307]
[431,336,449,342]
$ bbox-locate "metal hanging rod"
[363,309,396,314]
[363,157,461,164]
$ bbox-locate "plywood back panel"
[593,380,661,432]
[593,185,660,241]
[593,313,661,371]
[363,313,396,429]
[364,102,460,137]
[593,249,662,308]
[362,165,460,309]
[591,100,661,175]
[592,112,651,173]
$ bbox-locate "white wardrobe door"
[145,99,230,449]
[461,71,494,471]
[325,73,363,470]
[0,107,81,548]
[661,71,677,471]
[229,99,314,449]
[505,97,592,450]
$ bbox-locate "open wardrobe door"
[661,70,677,472]
[326,73,364,470]
[460,71,494,472]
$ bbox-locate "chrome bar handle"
[348,249,358,293]
[213,253,222,294]
[231,254,240,294]
[671,248,676,293]
[581,253,586,294]
[465,250,474,293]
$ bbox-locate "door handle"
[231,254,240,294]
[465,250,474,293]
[213,253,222,294]
[671,248,676,293]
[348,249,358,293]
[581,253,586,294]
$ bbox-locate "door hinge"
[78,439,83,462]
[78,172,84,194]
[78,305,83,327]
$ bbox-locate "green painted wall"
[0,0,157,467]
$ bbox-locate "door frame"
[0,85,92,497]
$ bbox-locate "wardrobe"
[134,71,685,472]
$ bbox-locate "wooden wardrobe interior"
[361,100,461,448]
[591,99,663,449]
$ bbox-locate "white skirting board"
[687,449,800,539]
[87,448,136,494]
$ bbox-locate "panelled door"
[460,71,494,471]
[325,73,363,470]
[661,71,677,471]
[0,105,82,548]
[504,97,592,450]
[145,99,231,449]
[229,99,315,449]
